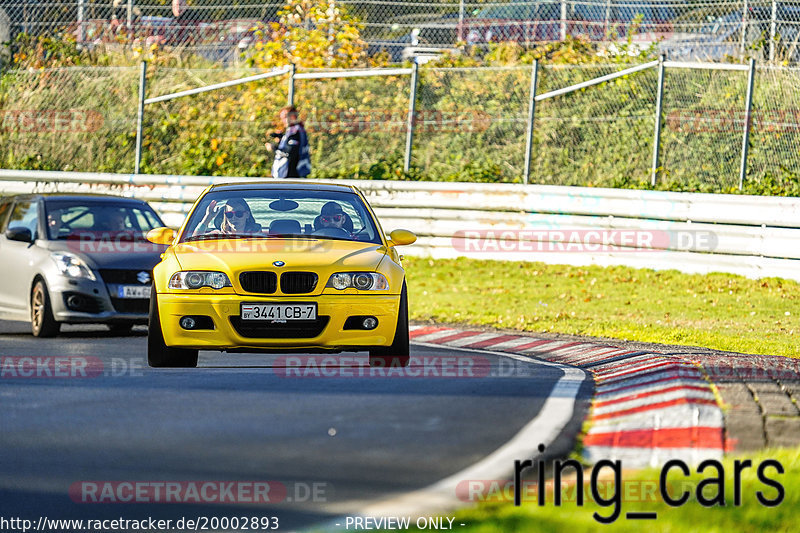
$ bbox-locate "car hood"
[44,239,166,271]
[171,238,387,272]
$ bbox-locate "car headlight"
[51,252,96,281]
[169,271,232,290]
[326,272,389,291]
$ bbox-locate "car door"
[0,199,43,313]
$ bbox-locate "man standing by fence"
[266,106,311,178]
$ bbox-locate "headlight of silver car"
[169,271,232,290]
[326,272,389,291]
[50,252,96,281]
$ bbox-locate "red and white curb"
[410,325,725,468]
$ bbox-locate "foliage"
[1,2,799,196]
[244,0,369,69]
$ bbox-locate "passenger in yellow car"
[192,198,263,237]
[315,201,353,233]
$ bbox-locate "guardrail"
[1,169,799,282]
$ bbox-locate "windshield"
[44,200,164,240]
[181,189,383,245]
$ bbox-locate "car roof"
[208,181,356,193]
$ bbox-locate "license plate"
[241,303,317,321]
[117,285,151,299]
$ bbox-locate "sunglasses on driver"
[321,214,344,223]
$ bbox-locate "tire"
[147,291,198,368]
[369,281,410,368]
[107,322,134,334]
[31,280,60,338]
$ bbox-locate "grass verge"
[404,257,800,358]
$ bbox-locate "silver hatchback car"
[0,194,167,337]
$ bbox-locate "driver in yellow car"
[319,201,346,229]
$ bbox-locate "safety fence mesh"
[1,62,799,191]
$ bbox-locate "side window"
[7,201,40,239]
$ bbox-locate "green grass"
[438,448,800,533]
[404,257,800,358]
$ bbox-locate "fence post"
[770,0,777,62]
[287,63,296,107]
[740,0,748,55]
[560,1,567,41]
[77,0,86,44]
[127,0,134,31]
[134,61,147,175]
[651,54,666,187]
[739,57,756,191]
[523,60,539,185]
[458,0,465,41]
[404,61,420,173]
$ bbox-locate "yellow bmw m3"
[145,182,416,368]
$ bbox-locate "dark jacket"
[271,123,311,178]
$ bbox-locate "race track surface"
[0,322,591,530]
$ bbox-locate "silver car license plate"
[117,285,151,299]
[240,303,317,321]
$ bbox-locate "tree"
[245,0,367,69]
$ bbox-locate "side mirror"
[388,229,417,246]
[146,227,177,245]
[5,226,33,243]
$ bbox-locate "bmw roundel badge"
[273,261,285,267]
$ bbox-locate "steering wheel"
[312,227,351,238]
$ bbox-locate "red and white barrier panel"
[410,325,725,468]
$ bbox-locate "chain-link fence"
[414,66,530,181]
[533,63,659,187]
[2,61,800,191]
[4,1,800,64]
[0,66,140,172]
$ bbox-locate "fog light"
[362,317,378,330]
[67,295,84,310]
[179,316,196,330]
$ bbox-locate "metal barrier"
[2,169,799,282]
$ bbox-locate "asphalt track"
[0,321,591,531]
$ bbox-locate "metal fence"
[3,1,800,64]
[2,61,800,190]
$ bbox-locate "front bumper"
[157,293,401,351]
[48,275,149,324]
